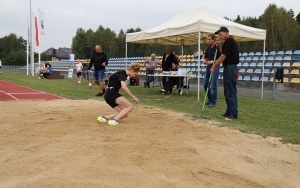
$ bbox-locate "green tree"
[71,28,88,59]
[296,12,300,25]
[5,50,26,65]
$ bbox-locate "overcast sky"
[0,0,299,51]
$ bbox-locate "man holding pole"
[211,26,239,120]
[203,34,221,107]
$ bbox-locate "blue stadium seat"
[283,56,292,61]
[282,62,290,67]
[249,62,256,67]
[219,67,223,73]
[251,76,260,81]
[269,51,276,56]
[273,62,281,67]
[252,57,259,61]
[243,76,251,81]
[275,56,283,61]
[277,51,284,55]
[237,62,242,67]
[239,57,245,62]
[260,77,268,82]
[293,50,300,55]
[248,52,254,56]
[242,62,249,67]
[238,76,243,80]
[239,68,245,73]
[246,69,253,73]
[255,52,261,56]
[218,75,223,80]
[242,52,248,56]
[254,69,261,74]
[264,69,270,74]
[265,62,273,67]
[259,56,266,61]
[285,50,293,55]
[267,56,274,61]
[263,51,269,56]
[292,56,300,61]
[245,57,252,62]
[257,62,263,67]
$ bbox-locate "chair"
[284,69,289,74]
[290,69,300,74]
[238,76,243,80]
[264,69,270,74]
[255,52,262,56]
[283,56,292,61]
[245,57,252,62]
[257,62,263,67]
[263,51,269,56]
[273,62,281,67]
[248,52,254,56]
[249,62,256,67]
[282,62,290,67]
[283,77,289,83]
[265,62,273,67]
[285,50,293,55]
[251,76,260,81]
[239,68,245,73]
[277,51,284,55]
[237,62,242,67]
[242,62,249,67]
[219,67,224,73]
[290,78,300,83]
[292,62,300,67]
[259,56,266,61]
[260,77,268,82]
[243,76,250,81]
[267,56,274,61]
[292,56,300,61]
[239,57,245,62]
[269,51,276,56]
[246,69,253,73]
[254,69,262,74]
[293,50,300,55]
[252,57,259,61]
[275,56,283,61]
[242,52,248,56]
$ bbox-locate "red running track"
[0,80,65,101]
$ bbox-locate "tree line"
[1,4,299,65]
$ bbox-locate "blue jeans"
[145,69,154,85]
[94,69,105,81]
[223,64,238,116]
[203,65,220,105]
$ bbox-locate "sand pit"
[0,99,300,187]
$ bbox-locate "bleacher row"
[106,50,300,84]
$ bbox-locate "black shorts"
[77,72,82,77]
[104,89,122,108]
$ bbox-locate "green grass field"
[1,70,300,144]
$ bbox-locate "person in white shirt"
[75,59,83,84]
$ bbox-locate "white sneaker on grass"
[107,119,119,126]
[97,116,107,123]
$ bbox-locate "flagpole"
[29,0,34,76]
[38,8,41,66]
[26,16,29,75]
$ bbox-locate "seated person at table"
[159,62,183,94]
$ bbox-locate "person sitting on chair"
[159,62,182,94]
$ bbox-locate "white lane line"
[0,90,19,100]
[8,92,44,95]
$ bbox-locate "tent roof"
[126,7,266,45]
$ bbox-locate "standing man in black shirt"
[211,26,239,120]
[88,45,108,96]
[161,46,176,87]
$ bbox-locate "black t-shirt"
[107,70,128,92]
[162,53,176,71]
[222,37,239,66]
[205,45,222,62]
[89,51,108,70]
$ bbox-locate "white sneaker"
[107,119,119,126]
[97,116,107,123]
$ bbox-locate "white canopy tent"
[126,7,267,100]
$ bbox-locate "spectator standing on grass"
[88,45,108,96]
[82,63,88,79]
[75,59,83,84]
[203,34,222,108]
[161,46,177,87]
[211,26,239,120]
[143,54,160,88]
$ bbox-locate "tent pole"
[261,40,266,99]
[125,42,128,68]
[197,31,201,101]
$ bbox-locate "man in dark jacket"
[88,45,108,96]
[161,46,177,87]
